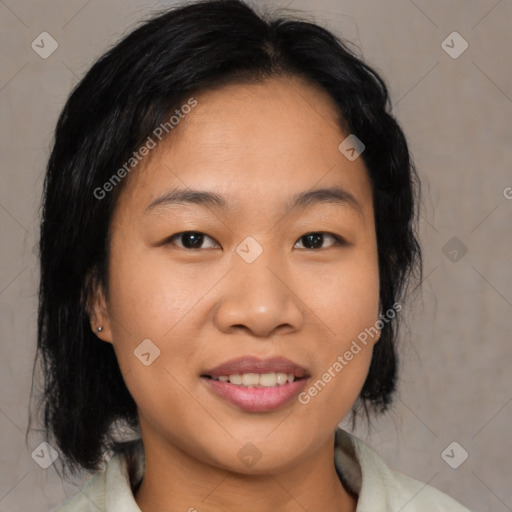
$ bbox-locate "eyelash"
[165,231,346,251]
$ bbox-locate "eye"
[166,231,220,250]
[164,231,345,251]
[294,232,345,250]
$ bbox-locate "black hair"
[29,0,422,478]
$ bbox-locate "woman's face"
[93,76,380,473]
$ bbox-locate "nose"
[214,244,305,338]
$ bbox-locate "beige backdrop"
[1,0,511,510]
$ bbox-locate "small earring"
[96,326,103,333]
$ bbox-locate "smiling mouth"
[200,372,309,412]
[201,372,306,387]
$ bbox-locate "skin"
[90,75,381,512]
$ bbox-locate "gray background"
[1,0,511,510]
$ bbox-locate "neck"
[134,432,357,512]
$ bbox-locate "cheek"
[105,249,205,427]
[299,249,380,343]
[293,281,378,428]
[104,242,186,375]
[107,240,208,339]
[104,240,228,401]
[291,250,379,415]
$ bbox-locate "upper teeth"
[212,372,297,387]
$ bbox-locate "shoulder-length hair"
[29,0,421,477]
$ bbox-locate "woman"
[31,0,471,510]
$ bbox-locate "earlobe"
[92,322,113,344]
[88,304,113,344]
[84,271,113,343]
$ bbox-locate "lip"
[202,356,309,378]
[201,376,309,412]
[200,356,310,413]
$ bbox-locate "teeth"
[276,373,288,385]
[212,372,297,387]
[242,373,260,386]
[229,374,243,385]
[259,372,279,387]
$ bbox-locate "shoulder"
[52,440,145,511]
[51,448,144,512]
[334,429,472,511]
[51,468,107,511]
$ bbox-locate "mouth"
[201,372,306,387]
[200,356,310,412]
[201,355,309,380]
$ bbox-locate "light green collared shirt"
[52,428,471,511]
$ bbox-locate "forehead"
[116,76,373,220]
[171,75,347,156]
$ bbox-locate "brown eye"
[167,231,219,249]
[294,232,344,250]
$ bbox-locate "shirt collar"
[105,428,365,511]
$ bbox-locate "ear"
[372,304,383,344]
[84,270,113,344]
[373,325,382,344]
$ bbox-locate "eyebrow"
[144,185,363,216]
